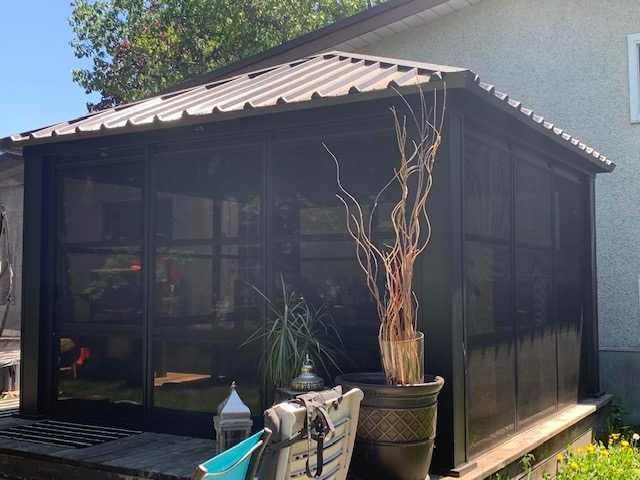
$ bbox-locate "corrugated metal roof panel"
[3,51,613,170]
[7,52,457,143]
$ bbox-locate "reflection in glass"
[155,147,262,240]
[57,334,143,410]
[152,340,260,415]
[151,144,264,424]
[515,249,556,426]
[555,171,585,405]
[274,240,379,373]
[273,135,399,236]
[464,133,511,240]
[464,127,516,455]
[465,243,512,335]
[56,161,145,421]
[60,163,144,244]
[467,338,516,454]
[153,244,261,331]
[514,156,556,426]
[515,156,552,247]
[465,242,516,454]
[59,249,142,325]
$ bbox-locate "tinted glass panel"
[153,244,261,326]
[273,134,399,236]
[464,133,511,240]
[57,333,143,408]
[515,249,556,425]
[272,132,402,376]
[152,141,264,424]
[515,154,552,247]
[555,171,585,405]
[56,161,145,422]
[151,242,263,396]
[155,146,262,240]
[514,155,556,426]
[465,242,515,454]
[59,248,143,324]
[61,163,144,243]
[274,240,378,349]
[465,243,513,335]
[152,339,261,416]
[464,127,516,455]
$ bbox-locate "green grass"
[59,378,261,414]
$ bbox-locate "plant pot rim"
[336,372,444,389]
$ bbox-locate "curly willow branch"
[327,86,446,385]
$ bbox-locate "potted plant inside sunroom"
[334,88,445,480]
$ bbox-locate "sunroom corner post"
[448,108,470,471]
[421,105,469,473]
[20,150,51,418]
[585,175,603,398]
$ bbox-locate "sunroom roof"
[2,51,613,171]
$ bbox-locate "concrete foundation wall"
[600,349,640,426]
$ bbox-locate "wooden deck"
[0,399,215,480]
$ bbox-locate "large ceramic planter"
[336,372,444,480]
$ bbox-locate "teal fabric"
[194,429,266,480]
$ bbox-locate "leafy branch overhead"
[69,0,385,111]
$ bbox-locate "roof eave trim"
[462,74,615,173]
[3,86,443,148]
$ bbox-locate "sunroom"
[2,51,614,475]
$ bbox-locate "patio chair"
[261,386,364,480]
[192,428,272,480]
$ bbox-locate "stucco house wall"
[356,0,640,422]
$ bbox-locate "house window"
[628,33,640,122]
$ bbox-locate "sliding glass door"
[55,157,145,424]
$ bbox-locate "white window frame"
[628,33,640,122]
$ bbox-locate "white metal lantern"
[213,381,253,453]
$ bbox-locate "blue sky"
[0,2,99,139]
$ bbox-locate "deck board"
[0,413,218,480]
[59,432,163,460]
[104,435,210,471]
[160,445,217,477]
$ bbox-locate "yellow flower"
[622,440,629,447]
[608,439,613,445]
[612,433,621,439]
[587,445,596,454]
[570,462,580,471]
[556,454,564,461]
[577,447,584,453]
[601,449,609,456]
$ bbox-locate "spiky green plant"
[242,275,344,389]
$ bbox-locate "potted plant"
[333,88,445,480]
[243,275,344,392]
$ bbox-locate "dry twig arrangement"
[328,87,445,385]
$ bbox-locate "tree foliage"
[69,0,384,111]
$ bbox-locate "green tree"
[70,0,384,111]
